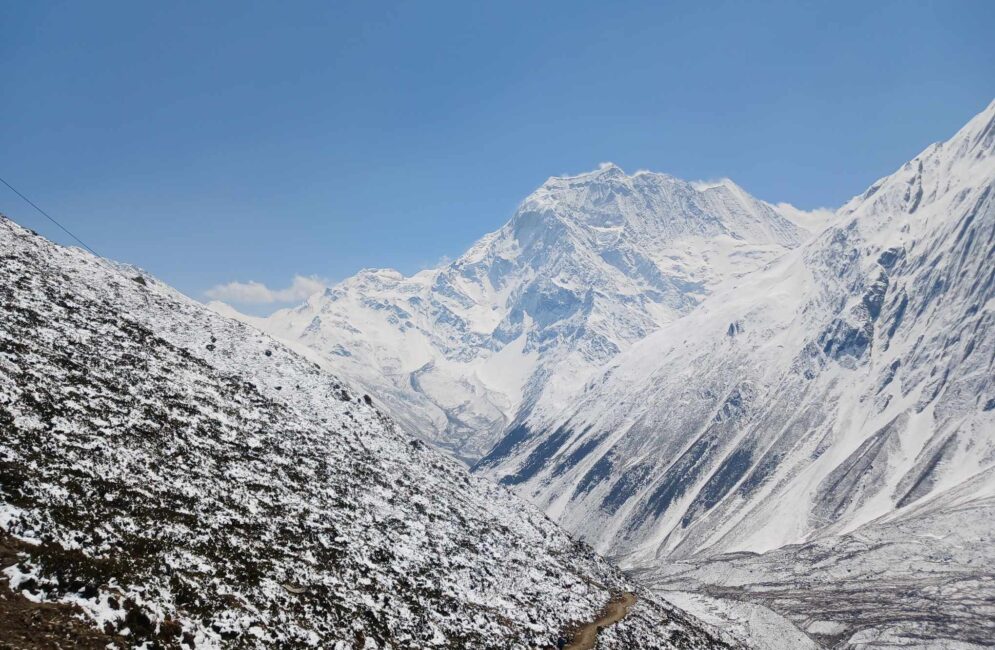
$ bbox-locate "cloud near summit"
[205,275,329,305]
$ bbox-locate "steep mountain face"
[476,100,995,570]
[0,216,728,648]
[253,165,804,461]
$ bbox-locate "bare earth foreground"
[0,532,118,650]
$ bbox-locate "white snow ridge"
[248,164,805,464]
[474,102,995,647]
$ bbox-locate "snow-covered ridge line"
[236,163,811,463]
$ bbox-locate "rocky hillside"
[243,166,805,462]
[0,215,728,648]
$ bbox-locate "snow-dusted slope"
[478,99,995,572]
[249,165,805,461]
[0,216,728,648]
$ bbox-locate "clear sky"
[2,1,994,313]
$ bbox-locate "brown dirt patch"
[0,532,116,650]
[564,591,638,650]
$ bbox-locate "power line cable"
[0,174,150,302]
[0,175,107,260]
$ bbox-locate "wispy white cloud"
[690,178,733,191]
[205,275,329,305]
[773,202,837,233]
[412,253,454,273]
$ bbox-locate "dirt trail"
[564,592,638,650]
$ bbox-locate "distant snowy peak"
[515,164,801,248]
[249,164,807,461]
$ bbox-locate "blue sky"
[2,1,993,313]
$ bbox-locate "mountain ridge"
[239,164,810,462]
[476,98,995,560]
[464,97,995,648]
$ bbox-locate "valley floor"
[635,493,995,648]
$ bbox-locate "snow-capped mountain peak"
[476,98,995,570]
[463,100,995,647]
[244,165,806,461]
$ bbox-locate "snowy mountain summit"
[254,164,805,461]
